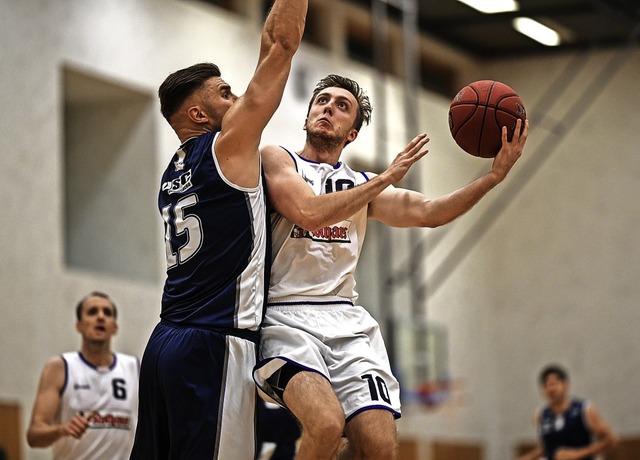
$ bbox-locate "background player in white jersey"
[516,364,617,460]
[131,1,308,459]
[26,291,139,460]
[254,74,529,459]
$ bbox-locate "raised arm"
[369,119,528,227]
[216,0,307,162]
[263,134,429,230]
[27,357,89,447]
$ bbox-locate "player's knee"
[304,411,344,447]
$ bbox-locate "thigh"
[283,370,343,430]
[135,324,257,460]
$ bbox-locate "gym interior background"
[1,0,638,458]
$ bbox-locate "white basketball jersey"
[269,149,370,302]
[52,351,139,460]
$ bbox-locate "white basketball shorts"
[253,297,401,420]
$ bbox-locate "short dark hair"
[539,364,569,385]
[307,74,372,132]
[76,291,117,321]
[158,63,222,122]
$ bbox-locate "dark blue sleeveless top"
[158,131,269,334]
[540,399,593,460]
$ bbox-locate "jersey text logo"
[162,170,193,195]
[290,222,352,243]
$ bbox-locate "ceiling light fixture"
[456,0,519,14]
[512,17,562,46]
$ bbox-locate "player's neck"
[81,343,115,368]
[299,144,342,166]
[550,398,570,414]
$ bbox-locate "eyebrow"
[85,306,114,314]
[316,92,353,105]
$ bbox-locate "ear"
[187,105,209,125]
[112,321,119,336]
[75,321,82,333]
[302,118,308,131]
[346,128,358,143]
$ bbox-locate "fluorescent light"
[512,17,562,46]
[456,0,519,14]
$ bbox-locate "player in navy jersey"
[130,1,307,459]
[253,74,528,459]
[517,364,617,460]
[27,292,139,460]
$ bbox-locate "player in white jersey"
[254,74,529,459]
[27,291,139,460]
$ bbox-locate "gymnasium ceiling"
[346,0,640,59]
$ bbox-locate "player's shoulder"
[114,353,141,375]
[44,354,67,369]
[115,352,140,365]
[115,351,137,360]
[571,397,589,409]
[39,354,68,384]
[261,145,297,169]
[261,144,294,158]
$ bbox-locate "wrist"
[485,170,503,187]
[375,171,393,187]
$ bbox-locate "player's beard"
[305,124,347,153]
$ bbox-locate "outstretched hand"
[492,118,529,182]
[379,133,430,185]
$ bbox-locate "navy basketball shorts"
[131,321,258,459]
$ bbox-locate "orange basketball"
[448,80,526,158]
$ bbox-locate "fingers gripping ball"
[448,80,526,158]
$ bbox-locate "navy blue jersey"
[540,399,593,460]
[158,130,269,332]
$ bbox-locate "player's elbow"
[26,431,46,448]
[417,212,454,229]
[294,210,325,232]
[605,433,619,451]
[419,202,466,228]
[264,22,305,54]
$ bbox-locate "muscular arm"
[215,0,307,183]
[369,119,528,227]
[27,357,89,447]
[263,134,429,230]
[555,404,617,460]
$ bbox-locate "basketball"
[448,80,526,158]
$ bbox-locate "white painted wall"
[1,0,638,458]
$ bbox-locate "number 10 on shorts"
[361,374,391,404]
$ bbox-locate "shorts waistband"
[159,319,259,343]
[267,295,354,309]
